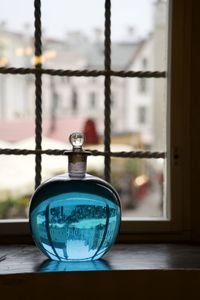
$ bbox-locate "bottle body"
[29,174,121,261]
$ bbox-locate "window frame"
[0,0,193,243]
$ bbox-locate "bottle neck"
[68,153,87,178]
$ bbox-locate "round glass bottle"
[29,133,121,261]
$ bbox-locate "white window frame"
[0,0,193,242]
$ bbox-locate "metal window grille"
[0,0,166,190]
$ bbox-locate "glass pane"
[110,0,168,218]
[42,0,104,69]
[0,73,35,219]
[0,155,34,219]
[0,74,35,145]
[115,77,167,152]
[87,155,166,218]
[0,0,169,220]
[42,75,104,143]
[0,0,34,67]
[111,158,165,218]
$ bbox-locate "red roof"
[0,117,86,143]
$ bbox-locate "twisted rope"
[104,0,111,182]
[0,67,166,78]
[34,0,42,189]
[0,148,165,158]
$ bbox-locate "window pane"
[42,0,104,70]
[0,73,35,219]
[42,76,104,144]
[111,0,168,218]
[0,0,34,68]
[0,75,35,145]
[0,156,34,219]
[0,0,169,220]
[111,158,165,218]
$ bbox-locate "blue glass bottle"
[29,132,121,261]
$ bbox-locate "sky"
[0,0,154,41]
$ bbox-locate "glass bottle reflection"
[39,259,111,272]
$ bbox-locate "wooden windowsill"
[1,243,200,274]
[1,244,200,299]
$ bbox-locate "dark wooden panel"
[1,270,200,300]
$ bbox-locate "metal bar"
[0,67,166,78]
[34,0,42,189]
[104,0,111,182]
[0,148,166,158]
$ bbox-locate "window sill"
[1,243,200,299]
